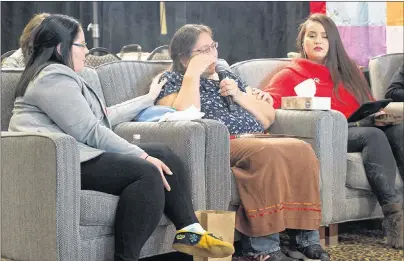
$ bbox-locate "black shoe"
[287,244,330,261]
[267,250,299,261]
[232,250,298,261]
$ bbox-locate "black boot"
[287,244,330,261]
[232,250,298,261]
[382,202,404,249]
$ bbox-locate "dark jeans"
[348,122,404,206]
[81,144,198,261]
[241,230,320,256]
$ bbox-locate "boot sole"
[173,243,234,258]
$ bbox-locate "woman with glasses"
[8,14,234,261]
[156,24,330,261]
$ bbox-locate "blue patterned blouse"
[157,70,264,134]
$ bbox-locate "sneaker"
[287,244,330,261]
[232,250,298,261]
[172,230,234,258]
[382,203,404,249]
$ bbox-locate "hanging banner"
[160,1,167,35]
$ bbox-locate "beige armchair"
[369,53,404,116]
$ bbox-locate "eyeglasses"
[73,42,87,48]
[191,42,218,55]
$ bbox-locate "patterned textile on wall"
[310,2,404,67]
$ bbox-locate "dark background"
[1,1,310,65]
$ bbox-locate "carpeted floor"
[325,226,403,261]
[140,221,404,261]
[2,221,403,261]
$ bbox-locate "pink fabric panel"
[337,26,386,67]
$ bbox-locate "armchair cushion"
[80,191,172,227]
[230,58,291,89]
[346,152,403,191]
[95,60,172,107]
[80,191,118,227]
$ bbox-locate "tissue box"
[281,96,331,110]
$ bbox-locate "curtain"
[1,1,93,53]
[1,1,310,65]
[180,1,310,64]
[98,1,309,64]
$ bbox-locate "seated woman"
[263,13,403,249]
[156,24,330,261]
[2,13,50,68]
[8,14,234,261]
[386,62,404,102]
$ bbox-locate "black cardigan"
[385,62,404,102]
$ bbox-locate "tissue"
[294,79,317,97]
[281,78,331,110]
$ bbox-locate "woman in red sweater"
[264,13,403,249]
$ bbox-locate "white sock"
[180,223,206,234]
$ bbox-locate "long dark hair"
[169,24,213,74]
[15,14,81,98]
[297,13,371,103]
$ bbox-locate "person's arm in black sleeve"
[385,63,404,102]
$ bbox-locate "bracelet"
[145,155,149,160]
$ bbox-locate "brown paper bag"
[193,210,236,261]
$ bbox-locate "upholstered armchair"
[230,58,403,246]
[1,61,232,261]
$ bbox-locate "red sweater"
[264,58,365,118]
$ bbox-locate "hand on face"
[187,53,217,76]
[185,32,218,76]
[219,78,240,99]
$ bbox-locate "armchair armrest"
[384,102,404,117]
[113,121,207,210]
[193,119,232,210]
[1,131,80,261]
[268,110,348,225]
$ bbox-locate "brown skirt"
[230,138,321,237]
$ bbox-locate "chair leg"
[319,226,326,248]
[327,224,339,246]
